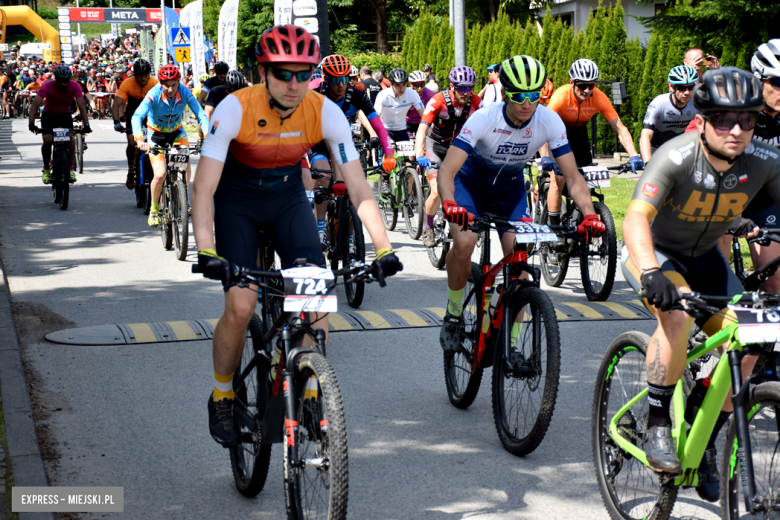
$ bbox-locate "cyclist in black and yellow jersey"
[621,67,780,501]
[191,25,403,447]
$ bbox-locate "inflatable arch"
[0,6,60,62]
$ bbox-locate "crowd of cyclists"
[4,22,780,515]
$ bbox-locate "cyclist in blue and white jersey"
[132,64,209,227]
[436,56,605,353]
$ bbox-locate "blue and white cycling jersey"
[452,102,571,185]
[132,83,209,140]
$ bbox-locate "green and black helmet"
[499,55,547,92]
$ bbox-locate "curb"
[0,260,54,520]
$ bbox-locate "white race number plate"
[583,166,610,188]
[168,146,190,165]
[351,123,362,137]
[282,266,337,313]
[729,305,780,343]
[53,128,70,142]
[509,221,558,244]
[396,140,415,158]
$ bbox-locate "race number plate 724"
[282,266,337,313]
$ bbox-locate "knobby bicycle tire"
[172,178,189,261]
[229,313,273,497]
[427,208,450,269]
[592,331,677,520]
[402,167,424,240]
[720,381,780,520]
[160,183,173,250]
[56,145,69,211]
[580,202,617,301]
[539,204,569,286]
[379,191,398,231]
[492,286,560,456]
[284,353,348,520]
[341,205,365,308]
[75,133,84,174]
[443,262,484,409]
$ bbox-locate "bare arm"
[539,143,550,158]
[415,123,429,158]
[608,117,638,157]
[191,156,224,252]
[111,95,125,121]
[28,94,45,125]
[639,128,654,163]
[205,105,214,121]
[76,97,90,124]
[555,151,596,215]
[357,111,376,137]
[197,90,207,107]
[436,146,469,202]
[339,160,392,252]
[623,211,659,272]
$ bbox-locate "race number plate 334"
[728,305,780,344]
[510,221,558,244]
[282,266,337,313]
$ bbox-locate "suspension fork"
[281,326,301,466]
[729,349,762,513]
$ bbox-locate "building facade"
[547,0,665,44]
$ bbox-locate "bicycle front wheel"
[443,262,484,409]
[74,133,83,174]
[427,209,450,269]
[379,196,397,231]
[492,286,560,456]
[229,313,273,497]
[284,353,348,520]
[56,146,69,211]
[539,205,569,286]
[402,167,424,240]
[720,381,780,520]
[171,178,189,261]
[592,331,677,520]
[340,205,365,308]
[160,186,173,250]
[580,202,617,301]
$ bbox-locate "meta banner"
[67,8,179,23]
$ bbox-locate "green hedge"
[399,0,712,155]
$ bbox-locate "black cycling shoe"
[644,425,681,474]
[207,396,238,447]
[439,310,463,354]
[696,447,720,502]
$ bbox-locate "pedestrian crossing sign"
[171,27,191,46]
[175,46,191,63]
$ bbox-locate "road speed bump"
[45,302,653,346]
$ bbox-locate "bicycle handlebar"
[746,228,780,246]
[192,261,379,288]
[640,289,780,316]
[467,213,578,236]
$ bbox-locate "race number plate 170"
[728,305,780,344]
[582,166,610,188]
[396,140,415,157]
[168,147,190,165]
[282,266,337,313]
[53,128,70,142]
[509,221,558,244]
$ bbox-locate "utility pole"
[449,0,453,27]
[453,0,465,66]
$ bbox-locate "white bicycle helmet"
[409,70,426,83]
[350,65,358,77]
[568,58,599,82]
[752,39,780,79]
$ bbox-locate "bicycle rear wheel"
[340,205,365,308]
[539,205,569,287]
[402,167,424,240]
[492,286,560,456]
[427,209,450,269]
[160,185,173,250]
[56,146,69,211]
[592,332,677,520]
[443,262,484,409]
[171,178,189,261]
[284,353,348,520]
[580,202,617,301]
[720,381,780,519]
[229,313,273,497]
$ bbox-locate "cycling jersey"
[131,82,208,140]
[743,109,780,220]
[546,84,618,128]
[642,93,698,148]
[0,75,9,90]
[407,87,435,125]
[315,83,379,124]
[38,80,83,114]
[481,82,503,106]
[116,75,159,113]
[374,87,423,132]
[452,102,571,185]
[204,85,229,109]
[421,90,483,145]
[361,78,382,104]
[200,76,223,95]
[201,84,358,194]
[93,80,109,93]
[627,131,780,257]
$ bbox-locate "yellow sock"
[510,322,523,349]
[212,370,234,401]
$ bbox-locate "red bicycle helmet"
[321,55,350,78]
[255,25,319,66]
[157,64,181,81]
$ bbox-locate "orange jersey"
[116,75,159,102]
[546,84,618,127]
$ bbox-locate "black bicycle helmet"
[53,64,73,80]
[387,67,408,84]
[133,59,151,76]
[693,67,764,113]
[214,61,229,75]
[224,69,246,93]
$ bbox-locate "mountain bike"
[592,290,780,520]
[444,213,574,456]
[72,116,85,174]
[377,140,425,240]
[193,253,383,519]
[310,168,366,308]
[731,228,780,291]
[151,143,198,261]
[38,126,85,211]
[531,162,625,301]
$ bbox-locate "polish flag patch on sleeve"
[739,174,748,183]
[642,183,659,198]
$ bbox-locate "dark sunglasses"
[327,76,349,85]
[267,66,313,83]
[453,85,473,94]
[675,84,695,92]
[411,82,425,88]
[575,82,596,91]
[704,111,757,131]
[766,77,780,88]
[506,90,541,104]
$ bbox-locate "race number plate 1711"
[582,165,610,188]
[282,266,337,313]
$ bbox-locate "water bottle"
[685,377,711,425]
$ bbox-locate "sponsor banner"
[293,0,316,16]
[291,0,329,57]
[180,0,206,88]
[294,17,318,33]
[59,22,70,30]
[274,0,293,25]
[65,8,177,23]
[217,0,239,70]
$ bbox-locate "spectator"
[478,64,503,106]
[360,66,383,103]
[683,47,721,80]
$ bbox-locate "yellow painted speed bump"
[45,301,654,346]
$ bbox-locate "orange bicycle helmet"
[321,55,351,78]
[540,78,554,105]
[157,64,181,81]
[255,25,320,66]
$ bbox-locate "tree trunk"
[487,0,498,22]
[369,0,389,54]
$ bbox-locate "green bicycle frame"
[379,151,407,209]
[607,322,739,487]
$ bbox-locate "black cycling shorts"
[406,122,419,136]
[307,141,330,166]
[41,111,73,130]
[565,125,593,168]
[214,182,322,282]
[744,202,780,228]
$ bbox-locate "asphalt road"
[0,118,723,519]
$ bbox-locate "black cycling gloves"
[373,248,403,287]
[640,268,679,312]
